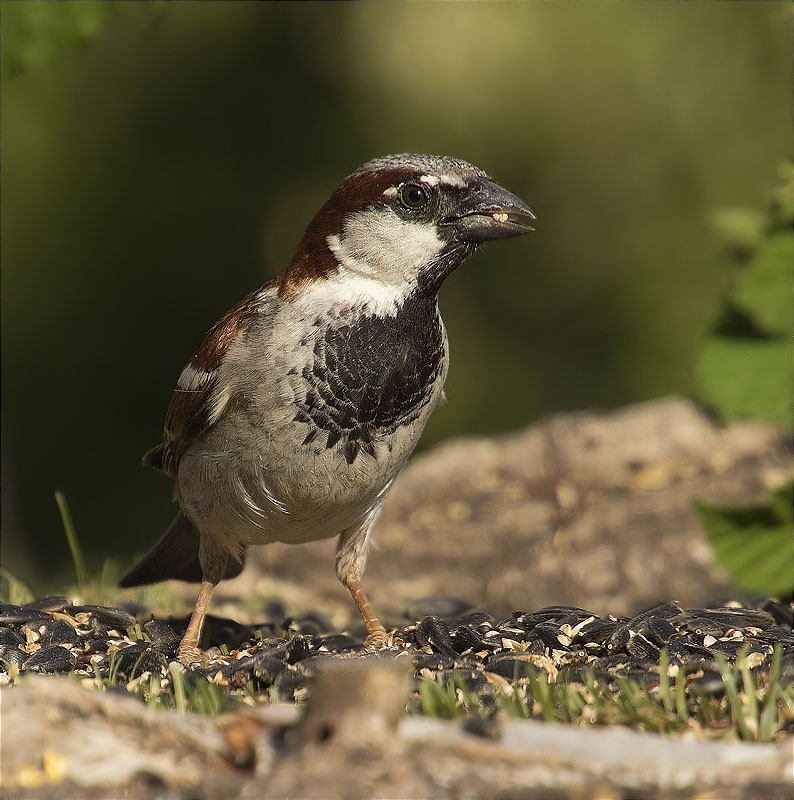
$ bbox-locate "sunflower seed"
[23,645,77,674]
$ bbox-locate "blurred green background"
[2,2,791,592]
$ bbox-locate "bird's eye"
[399,183,428,209]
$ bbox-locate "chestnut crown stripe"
[276,166,426,301]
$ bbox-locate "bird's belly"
[176,416,423,550]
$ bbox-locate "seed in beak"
[492,212,508,223]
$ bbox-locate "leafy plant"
[694,162,793,598]
[696,161,793,427]
[694,485,793,598]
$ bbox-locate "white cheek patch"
[329,207,445,287]
[314,207,445,316]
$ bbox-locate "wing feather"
[149,287,267,476]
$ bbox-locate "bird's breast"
[286,291,448,466]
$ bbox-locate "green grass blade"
[55,490,86,588]
[737,649,759,738]
[658,649,673,714]
[170,663,188,714]
[759,645,783,741]
[675,666,688,722]
[107,649,120,685]
[716,651,753,740]
[526,668,556,723]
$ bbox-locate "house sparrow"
[119,154,535,664]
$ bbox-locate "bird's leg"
[176,579,215,665]
[176,540,229,665]
[336,512,389,647]
[344,576,388,647]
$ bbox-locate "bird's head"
[278,154,535,306]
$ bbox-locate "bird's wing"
[145,288,265,477]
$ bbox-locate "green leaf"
[695,335,793,427]
[694,484,794,598]
[733,232,794,335]
[769,483,794,522]
[710,208,766,255]
[698,165,793,427]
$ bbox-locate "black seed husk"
[0,604,50,626]
[643,617,677,647]
[41,619,81,647]
[23,645,77,674]
[24,596,70,613]
[531,624,570,652]
[626,633,661,661]
[72,605,137,630]
[143,620,180,655]
[606,624,631,655]
[628,603,683,628]
[666,638,718,666]
[318,633,359,652]
[285,635,311,665]
[113,645,168,679]
[0,626,24,647]
[574,618,623,645]
[456,611,494,629]
[451,625,492,654]
[416,615,457,658]
[0,644,28,668]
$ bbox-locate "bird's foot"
[176,641,204,666]
[363,625,389,649]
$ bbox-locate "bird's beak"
[444,178,536,242]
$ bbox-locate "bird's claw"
[363,628,390,649]
[176,643,204,666]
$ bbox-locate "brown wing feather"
[149,287,268,477]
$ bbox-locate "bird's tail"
[118,513,245,587]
